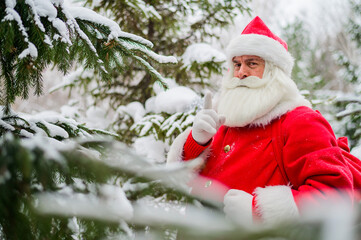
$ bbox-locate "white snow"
[115,102,146,123]
[130,114,164,137]
[4,7,28,39]
[36,184,133,221]
[120,39,177,64]
[0,119,15,131]
[352,145,361,159]
[26,0,46,32]
[132,201,231,233]
[5,0,16,8]
[34,0,58,19]
[49,67,94,93]
[122,179,149,192]
[0,1,358,239]
[60,105,80,119]
[18,42,38,59]
[152,87,200,114]
[52,18,71,44]
[0,105,111,144]
[67,217,82,239]
[301,193,356,240]
[25,111,79,129]
[152,78,178,94]
[133,135,167,163]
[336,106,361,118]
[20,134,66,162]
[2,0,177,73]
[182,43,226,67]
[68,7,153,48]
[43,120,69,138]
[19,129,34,138]
[44,35,53,46]
[85,106,112,129]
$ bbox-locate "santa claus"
[167,16,361,225]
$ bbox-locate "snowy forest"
[0,0,360,239]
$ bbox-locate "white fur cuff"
[166,128,209,172]
[166,128,191,164]
[254,185,299,223]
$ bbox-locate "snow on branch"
[119,38,177,64]
[36,184,133,222]
[0,0,177,111]
[336,106,361,118]
[336,96,361,104]
[0,106,119,141]
[68,6,154,48]
[4,2,38,59]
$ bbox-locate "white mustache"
[223,76,269,89]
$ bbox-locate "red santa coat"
[177,106,359,221]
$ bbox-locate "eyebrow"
[245,58,263,62]
[232,57,263,63]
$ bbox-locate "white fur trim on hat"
[226,34,294,76]
[254,185,299,223]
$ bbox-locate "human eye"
[248,61,258,67]
[233,63,241,68]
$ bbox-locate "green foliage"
[335,97,361,148]
[281,18,325,95]
[179,57,226,86]
[2,132,348,240]
[67,0,251,106]
[281,6,361,151]
[0,107,119,140]
[57,0,250,145]
[0,1,174,113]
[333,0,361,149]
[0,134,134,239]
[349,0,361,48]
[131,110,196,144]
[0,133,220,239]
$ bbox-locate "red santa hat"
[226,16,294,76]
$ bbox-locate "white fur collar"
[250,94,311,127]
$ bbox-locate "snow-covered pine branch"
[0,106,119,140]
[0,0,176,113]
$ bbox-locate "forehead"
[232,55,264,62]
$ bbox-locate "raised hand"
[192,92,226,145]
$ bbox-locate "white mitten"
[192,92,225,145]
[224,189,253,226]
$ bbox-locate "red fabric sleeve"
[282,107,354,209]
[183,130,211,161]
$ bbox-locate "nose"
[235,65,248,79]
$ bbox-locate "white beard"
[216,62,310,127]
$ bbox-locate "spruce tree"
[0,0,176,114]
[281,1,361,153]
[53,0,251,145]
[83,0,251,105]
[0,1,203,239]
[334,0,361,150]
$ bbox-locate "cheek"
[233,69,238,77]
[256,67,265,78]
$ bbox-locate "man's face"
[232,55,265,79]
